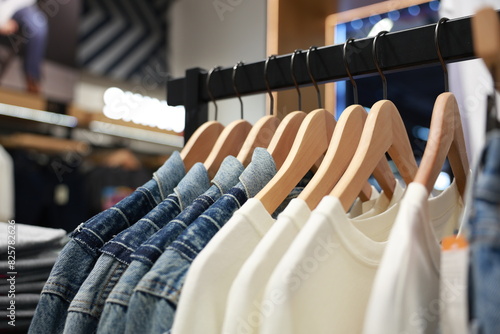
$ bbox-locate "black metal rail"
[167,13,483,142]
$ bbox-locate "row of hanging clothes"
[27,11,499,334]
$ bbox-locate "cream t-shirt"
[170,198,274,334]
[222,183,403,334]
[363,182,463,334]
[347,185,380,218]
[259,181,461,334]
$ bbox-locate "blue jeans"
[97,156,245,334]
[124,148,277,334]
[28,153,185,334]
[13,5,47,81]
[468,130,500,334]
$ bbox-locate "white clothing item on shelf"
[0,146,14,222]
[171,198,275,334]
[0,221,67,254]
[259,180,461,334]
[363,182,463,334]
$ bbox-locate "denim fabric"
[63,163,209,334]
[28,153,185,334]
[100,163,209,265]
[468,130,500,334]
[96,156,244,334]
[125,148,277,334]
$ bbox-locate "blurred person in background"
[0,0,47,93]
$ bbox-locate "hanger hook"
[291,49,303,111]
[372,30,388,100]
[306,46,322,108]
[207,66,221,121]
[232,61,244,119]
[343,38,359,105]
[264,55,276,116]
[435,17,449,92]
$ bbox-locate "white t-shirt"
[347,185,379,218]
[363,182,463,334]
[221,198,311,334]
[171,198,275,334]
[354,180,404,220]
[222,183,403,334]
[259,181,461,334]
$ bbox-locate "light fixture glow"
[103,87,185,133]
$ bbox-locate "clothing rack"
[167,12,495,142]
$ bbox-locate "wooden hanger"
[299,40,397,209]
[413,19,469,198]
[264,51,311,170]
[298,105,371,210]
[266,111,306,169]
[330,100,418,211]
[236,115,280,166]
[202,64,252,178]
[180,121,224,171]
[203,120,252,179]
[256,108,336,214]
[413,92,468,197]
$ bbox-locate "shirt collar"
[211,155,244,195]
[237,148,277,198]
[153,151,186,199]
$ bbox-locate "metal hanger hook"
[306,46,322,108]
[291,49,303,111]
[435,17,449,92]
[207,66,221,121]
[232,61,245,119]
[264,55,276,116]
[372,30,388,100]
[343,38,359,105]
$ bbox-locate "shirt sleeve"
[0,0,37,27]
